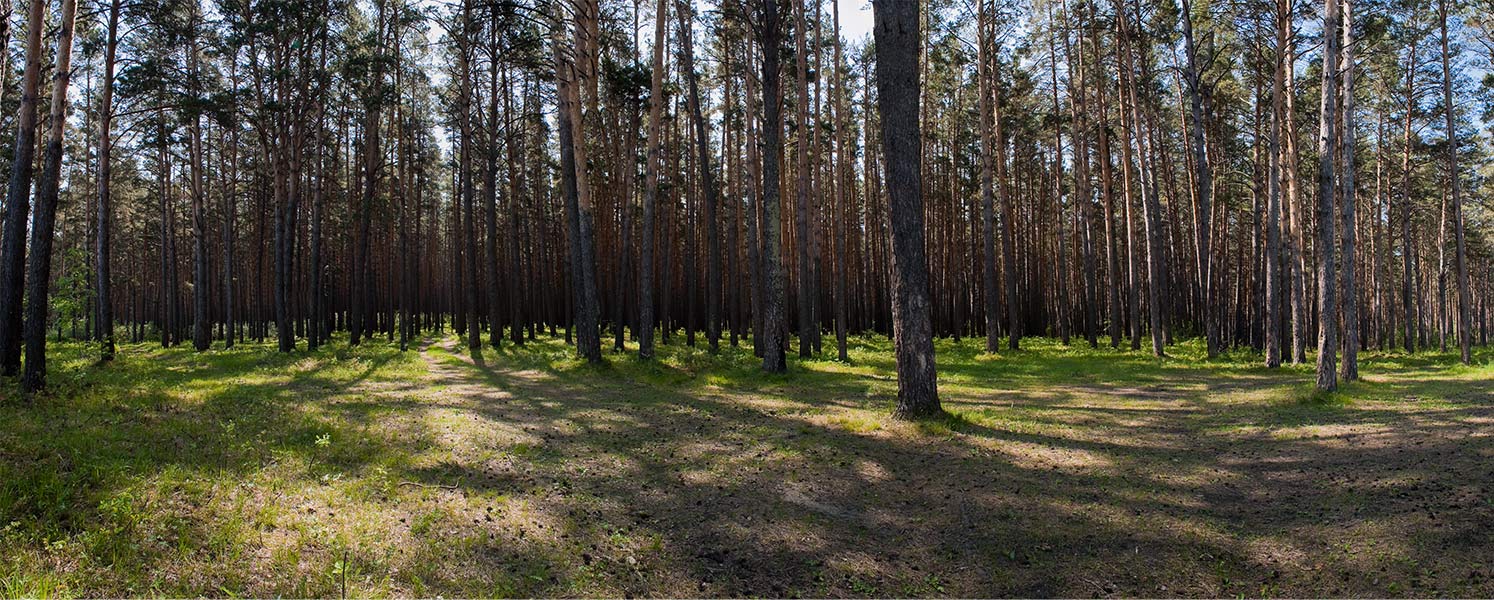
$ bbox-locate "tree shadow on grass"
[4,336,1490,597]
[0,339,446,595]
[409,337,1494,597]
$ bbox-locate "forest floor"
[0,331,1491,597]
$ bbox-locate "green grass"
[0,332,1489,597]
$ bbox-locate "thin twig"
[398,481,460,490]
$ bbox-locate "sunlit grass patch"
[1,331,1490,597]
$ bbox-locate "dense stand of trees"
[0,0,1490,400]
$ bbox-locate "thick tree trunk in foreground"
[874,0,940,419]
[757,0,788,373]
[0,0,45,376]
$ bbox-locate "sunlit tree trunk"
[1315,0,1341,392]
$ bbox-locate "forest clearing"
[2,335,1490,597]
[0,0,1490,593]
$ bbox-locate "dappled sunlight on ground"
[0,334,1491,597]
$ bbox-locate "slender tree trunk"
[987,66,1019,351]
[507,68,526,346]
[743,32,764,358]
[554,4,603,363]
[638,0,667,360]
[677,0,721,354]
[190,29,211,352]
[978,0,999,353]
[1440,0,1471,364]
[485,33,503,351]
[1180,0,1216,357]
[831,0,849,361]
[96,0,122,362]
[456,1,482,360]
[21,0,79,391]
[792,0,814,357]
[1284,33,1308,363]
[1264,0,1287,367]
[1089,16,1122,350]
[1315,0,1341,392]
[1339,0,1358,380]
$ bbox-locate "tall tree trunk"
[757,0,788,373]
[96,0,122,362]
[1339,0,1358,379]
[677,0,721,354]
[638,0,667,360]
[507,68,526,346]
[792,0,814,357]
[995,73,1020,351]
[831,0,849,361]
[1265,0,1287,367]
[1089,15,1122,349]
[978,0,999,353]
[1399,38,1418,354]
[485,32,503,351]
[457,1,482,360]
[1315,0,1341,392]
[1284,32,1308,364]
[1440,0,1471,364]
[1180,0,1217,358]
[555,3,603,363]
[1118,0,1164,357]
[21,0,79,391]
[0,0,46,375]
[874,0,940,419]
[743,29,764,358]
[190,27,211,352]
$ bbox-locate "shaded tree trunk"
[0,0,46,375]
[22,0,79,391]
[874,0,940,419]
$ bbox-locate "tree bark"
[96,0,122,362]
[1339,0,1358,380]
[874,0,940,419]
[0,0,46,375]
[1440,0,1471,364]
[757,0,788,373]
[677,0,721,354]
[21,0,79,391]
[1315,0,1341,392]
[638,0,668,360]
